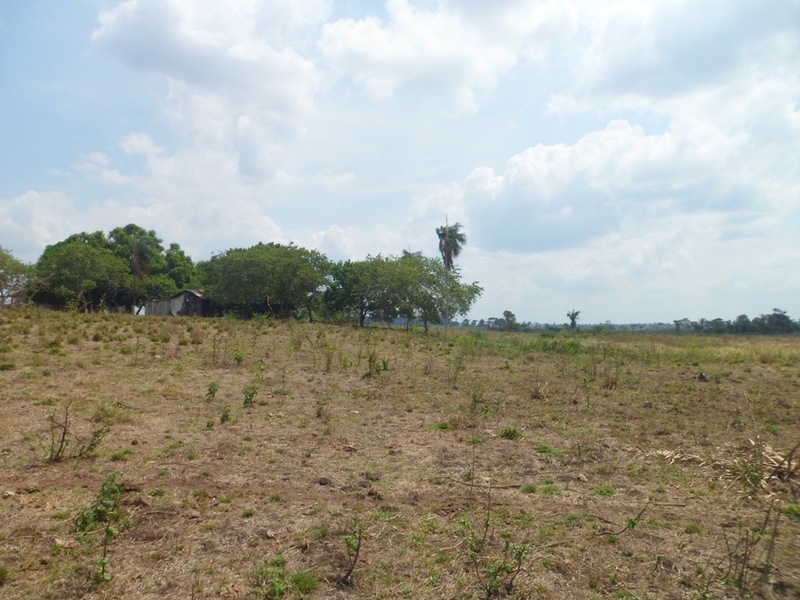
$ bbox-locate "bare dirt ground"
[0,309,798,599]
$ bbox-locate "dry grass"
[0,308,798,599]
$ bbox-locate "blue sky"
[1,0,799,324]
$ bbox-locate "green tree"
[109,224,165,313]
[163,243,197,290]
[432,266,482,331]
[503,310,518,331]
[0,246,33,306]
[324,256,398,327]
[396,252,441,331]
[567,309,580,330]
[731,314,751,333]
[34,241,129,311]
[764,308,797,334]
[203,243,328,319]
[436,222,466,271]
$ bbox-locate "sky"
[1,0,799,324]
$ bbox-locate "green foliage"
[290,570,320,594]
[31,224,193,312]
[75,472,125,584]
[436,222,466,271]
[243,384,259,408]
[252,556,289,600]
[784,503,800,522]
[498,427,522,440]
[205,381,219,402]
[75,472,123,533]
[459,508,532,599]
[340,515,364,585]
[203,242,329,319]
[252,557,320,599]
[0,245,32,305]
[533,443,564,457]
[34,241,130,311]
[594,484,616,497]
[323,253,482,329]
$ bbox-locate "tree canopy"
[0,246,33,306]
[436,222,466,271]
[31,224,196,312]
[202,243,329,319]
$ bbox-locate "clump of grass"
[533,443,564,457]
[684,523,702,534]
[499,427,522,440]
[784,503,800,522]
[595,484,616,497]
[290,570,320,595]
[520,484,537,494]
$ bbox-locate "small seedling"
[339,515,364,586]
[243,384,259,407]
[205,381,218,402]
[45,401,73,462]
[459,491,532,599]
[74,472,125,584]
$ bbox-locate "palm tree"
[436,222,466,271]
[130,236,156,314]
[567,309,580,330]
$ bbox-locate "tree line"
[673,310,800,334]
[0,223,482,329]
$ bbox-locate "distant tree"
[502,310,518,331]
[731,314,752,333]
[435,221,466,271]
[567,309,581,330]
[0,246,32,306]
[478,318,485,328]
[709,318,728,334]
[764,308,796,334]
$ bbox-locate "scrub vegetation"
[0,308,798,599]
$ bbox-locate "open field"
[1,309,799,599]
